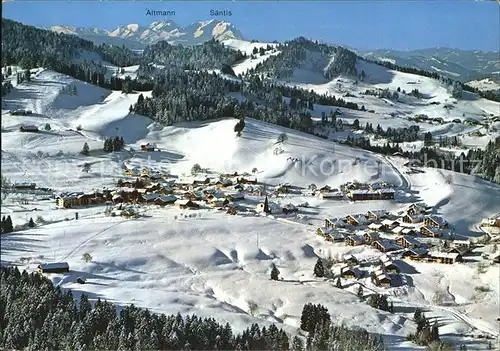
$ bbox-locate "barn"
[38,262,70,274]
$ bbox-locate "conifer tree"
[313,258,325,277]
[270,263,280,281]
[81,142,90,156]
[357,284,364,299]
[335,276,342,288]
[27,217,35,228]
[263,196,271,214]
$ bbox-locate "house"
[424,215,448,229]
[345,235,364,246]
[325,218,346,229]
[428,251,462,264]
[154,195,177,206]
[406,203,429,215]
[318,185,332,193]
[372,239,402,253]
[215,178,233,188]
[177,199,200,209]
[193,176,211,185]
[316,227,332,238]
[363,231,379,244]
[401,247,428,261]
[446,246,469,256]
[124,167,141,177]
[140,143,155,151]
[226,193,245,202]
[379,254,392,265]
[174,178,196,190]
[368,223,387,232]
[141,193,158,203]
[396,236,421,249]
[340,266,362,279]
[402,214,424,224]
[317,191,344,200]
[348,189,395,201]
[382,260,400,274]
[343,254,359,266]
[373,270,392,287]
[19,124,39,132]
[326,232,345,242]
[451,240,471,249]
[56,192,86,208]
[402,228,417,236]
[392,226,405,235]
[420,226,446,238]
[38,262,69,274]
[344,214,366,226]
[12,182,36,190]
[366,210,389,221]
[381,219,400,230]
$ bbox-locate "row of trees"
[1,215,14,234]
[0,266,385,350]
[103,136,125,153]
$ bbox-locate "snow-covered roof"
[428,251,460,260]
[392,226,405,234]
[368,223,384,230]
[397,236,421,246]
[38,262,69,270]
[156,195,177,202]
[381,219,399,226]
[142,193,159,201]
[425,215,447,227]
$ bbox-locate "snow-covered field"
[2,68,500,350]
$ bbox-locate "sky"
[2,1,499,51]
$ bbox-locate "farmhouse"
[19,124,39,132]
[396,236,422,249]
[372,239,402,253]
[424,215,448,229]
[340,266,362,279]
[177,199,200,209]
[38,262,69,274]
[428,251,462,264]
[402,214,424,224]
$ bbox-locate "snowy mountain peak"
[47,20,243,48]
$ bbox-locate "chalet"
[174,178,196,190]
[402,228,417,236]
[326,232,345,242]
[340,266,362,279]
[366,210,389,221]
[325,218,346,229]
[317,191,344,200]
[154,195,177,206]
[140,143,155,151]
[344,214,368,226]
[379,254,392,265]
[428,251,462,264]
[424,215,448,229]
[316,227,332,238]
[368,223,387,232]
[343,254,359,266]
[236,177,257,185]
[142,193,159,203]
[396,236,421,249]
[392,226,405,235]
[124,167,141,177]
[406,203,429,215]
[19,124,39,132]
[451,240,471,249]
[446,246,469,256]
[420,226,446,238]
[381,219,400,229]
[373,270,392,287]
[318,185,332,193]
[215,179,233,188]
[402,214,424,224]
[177,199,200,209]
[372,239,402,253]
[401,248,428,261]
[12,182,36,190]
[56,192,87,208]
[363,232,379,244]
[38,262,69,274]
[382,260,400,274]
[345,235,364,246]
[226,193,245,202]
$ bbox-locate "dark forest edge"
[0,266,386,350]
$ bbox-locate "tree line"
[0,266,386,350]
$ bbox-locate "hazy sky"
[3,1,499,51]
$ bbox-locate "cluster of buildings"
[316,203,473,272]
[310,181,396,201]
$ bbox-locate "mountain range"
[47,20,499,86]
[48,20,243,50]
